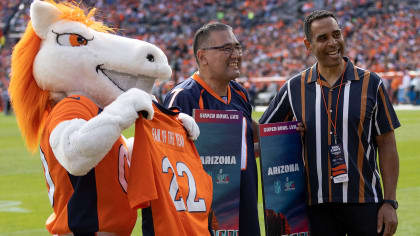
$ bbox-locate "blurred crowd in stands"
[0,0,419,114]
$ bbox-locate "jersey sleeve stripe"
[300,70,312,205]
[378,85,394,130]
[40,148,55,207]
[232,88,248,103]
[262,91,288,124]
[168,88,184,108]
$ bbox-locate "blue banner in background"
[193,109,242,235]
[259,121,309,236]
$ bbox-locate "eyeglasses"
[200,43,243,55]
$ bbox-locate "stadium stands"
[1,0,419,104]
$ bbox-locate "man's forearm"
[376,131,399,200]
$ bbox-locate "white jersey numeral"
[162,157,186,211]
[162,157,206,212]
[118,144,130,193]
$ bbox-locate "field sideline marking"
[0,200,30,213]
[0,228,47,235]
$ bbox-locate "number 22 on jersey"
[162,156,207,212]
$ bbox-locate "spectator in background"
[0,86,3,113]
[248,81,257,109]
[0,69,10,115]
[1,0,419,86]
[401,70,411,104]
[163,22,261,236]
[410,76,420,105]
[260,10,400,236]
[1,86,11,115]
[390,76,402,105]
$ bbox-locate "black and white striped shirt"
[259,57,400,205]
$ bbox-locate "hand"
[177,113,200,140]
[254,142,260,158]
[103,88,154,130]
[296,122,305,137]
[377,203,398,236]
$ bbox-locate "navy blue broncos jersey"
[163,72,260,236]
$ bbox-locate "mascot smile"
[9,0,200,235]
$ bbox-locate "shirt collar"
[306,57,359,84]
[192,72,232,104]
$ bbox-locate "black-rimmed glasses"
[200,43,243,54]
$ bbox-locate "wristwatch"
[383,199,398,210]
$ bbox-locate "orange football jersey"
[39,95,137,235]
[127,102,213,236]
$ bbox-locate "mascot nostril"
[147,54,155,62]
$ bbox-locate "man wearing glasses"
[163,22,261,236]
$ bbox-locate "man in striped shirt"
[260,10,400,236]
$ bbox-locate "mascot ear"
[30,0,61,39]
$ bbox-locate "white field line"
[0,229,47,235]
[0,200,30,213]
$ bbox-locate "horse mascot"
[9,0,200,235]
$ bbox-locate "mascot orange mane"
[9,0,198,235]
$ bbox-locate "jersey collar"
[192,72,232,104]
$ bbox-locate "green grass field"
[0,110,419,235]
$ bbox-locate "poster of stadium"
[193,109,242,235]
[258,121,309,236]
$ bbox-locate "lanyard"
[317,63,346,144]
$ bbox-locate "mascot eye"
[56,33,89,47]
[69,34,88,46]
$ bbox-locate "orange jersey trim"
[192,72,232,104]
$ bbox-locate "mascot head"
[9,0,172,152]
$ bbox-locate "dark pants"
[307,203,383,236]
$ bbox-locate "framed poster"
[193,109,242,235]
[259,121,309,236]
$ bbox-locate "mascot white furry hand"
[49,88,153,175]
[9,0,199,235]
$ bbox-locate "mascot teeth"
[103,69,155,82]
[96,65,129,92]
[96,65,155,92]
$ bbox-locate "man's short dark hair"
[193,22,232,64]
[304,10,338,42]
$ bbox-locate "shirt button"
[330,132,333,134]
[330,109,333,113]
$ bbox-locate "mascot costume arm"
[50,88,153,176]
